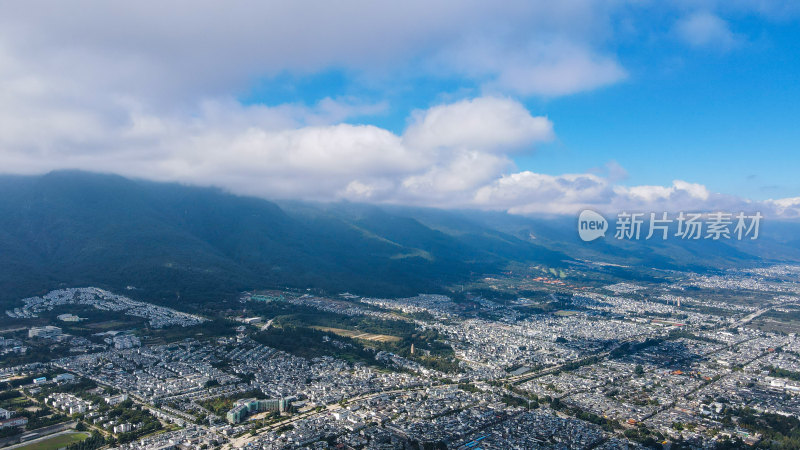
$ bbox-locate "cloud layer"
[673,11,741,50]
[1,2,798,218]
[0,1,627,102]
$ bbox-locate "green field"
[311,326,401,342]
[14,432,90,450]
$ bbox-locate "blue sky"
[1,1,799,215]
[533,20,800,201]
[238,6,800,202]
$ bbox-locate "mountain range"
[1,171,798,307]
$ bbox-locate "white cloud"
[0,2,620,196]
[617,180,710,203]
[674,11,740,50]
[401,151,512,205]
[0,90,553,202]
[473,172,613,215]
[767,197,800,218]
[0,2,795,218]
[0,72,790,217]
[471,40,627,96]
[0,1,629,103]
[469,171,789,217]
[403,97,553,152]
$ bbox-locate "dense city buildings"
[2,265,800,448]
[226,398,293,424]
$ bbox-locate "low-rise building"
[114,423,133,434]
[105,394,129,405]
[226,397,292,424]
[113,335,141,350]
[0,416,27,429]
[54,373,76,383]
[28,326,62,339]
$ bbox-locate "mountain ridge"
[1,171,798,308]
[0,171,566,305]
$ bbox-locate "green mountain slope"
[0,171,566,305]
[1,171,798,308]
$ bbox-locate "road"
[231,300,787,446]
[503,331,662,384]
[103,298,800,449]
[227,327,672,448]
[732,307,771,328]
[229,331,662,446]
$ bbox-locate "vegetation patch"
[310,326,401,342]
[14,432,90,450]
